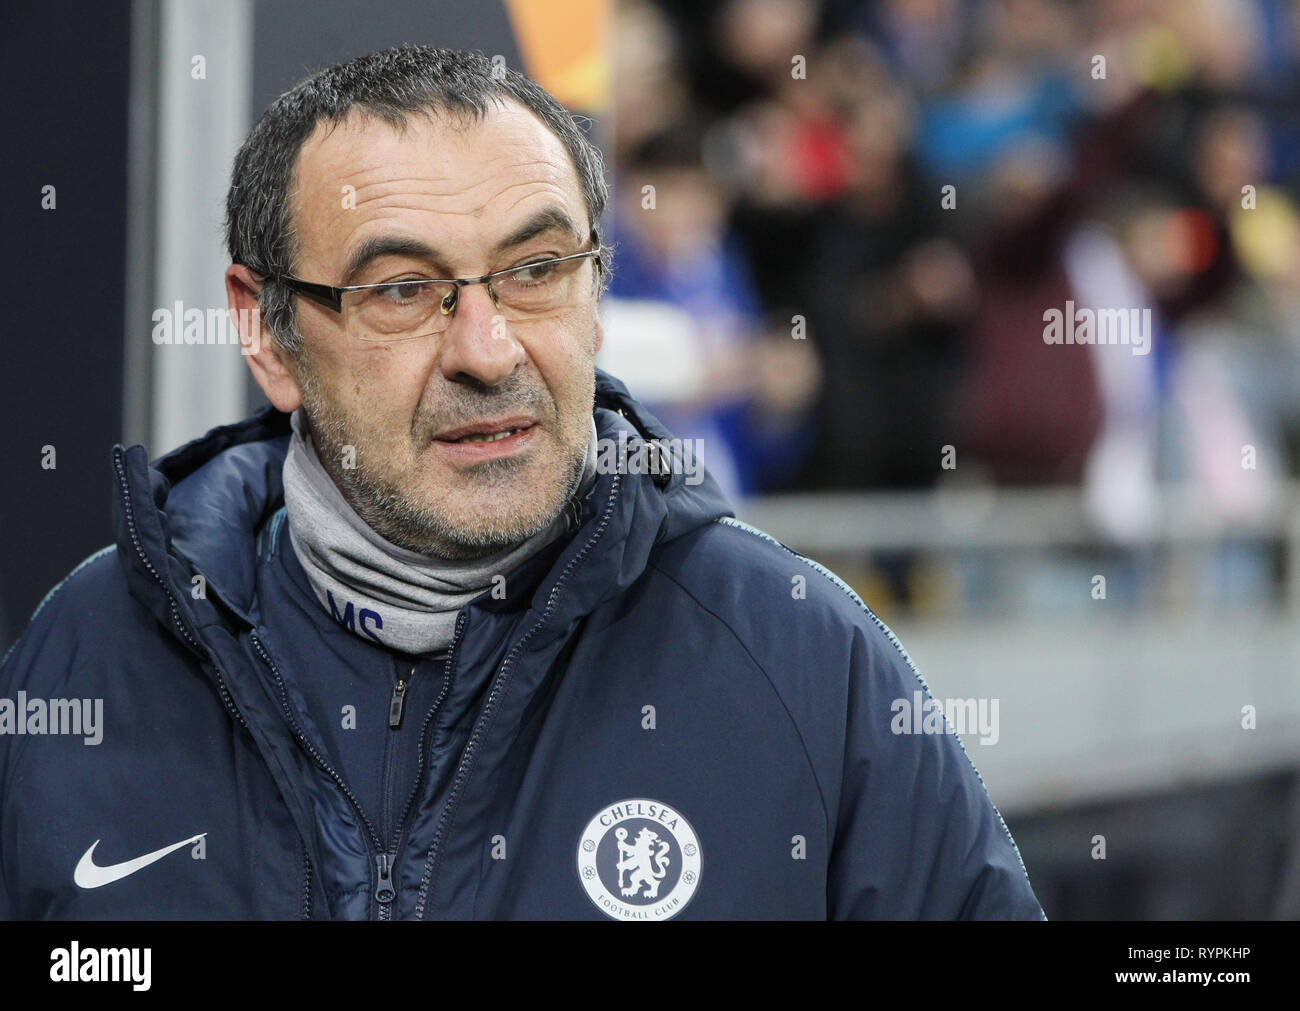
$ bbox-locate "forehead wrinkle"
[353,206,482,223]
[330,140,569,185]
[347,195,483,215]
[348,167,568,200]
[498,185,579,220]
[321,173,572,220]
[338,174,454,201]
[344,180,578,231]
[482,176,572,202]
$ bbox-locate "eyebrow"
[491,205,581,256]
[338,205,583,285]
[340,235,443,286]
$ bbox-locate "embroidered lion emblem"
[615,826,671,899]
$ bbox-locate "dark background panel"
[0,2,130,649]
[250,0,522,109]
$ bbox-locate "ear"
[226,264,303,413]
[593,314,604,356]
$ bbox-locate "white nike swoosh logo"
[74,833,207,889]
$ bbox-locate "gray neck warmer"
[282,408,598,654]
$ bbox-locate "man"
[0,45,1043,920]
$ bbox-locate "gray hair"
[224,44,611,355]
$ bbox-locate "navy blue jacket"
[0,370,1044,920]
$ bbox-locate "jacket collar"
[111,369,734,652]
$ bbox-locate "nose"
[437,281,525,388]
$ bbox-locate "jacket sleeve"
[0,550,112,921]
[826,612,1046,920]
[0,628,29,921]
[0,609,45,921]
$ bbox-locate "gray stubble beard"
[294,358,591,561]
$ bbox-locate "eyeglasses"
[270,234,605,343]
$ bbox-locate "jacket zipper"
[379,662,408,842]
[302,849,313,920]
[414,473,622,919]
[374,853,396,905]
[389,672,410,729]
[248,634,393,919]
[389,620,464,839]
[378,665,414,859]
[372,619,466,912]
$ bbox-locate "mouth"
[432,416,539,461]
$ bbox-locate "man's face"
[284,99,601,559]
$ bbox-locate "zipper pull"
[375,853,396,904]
[389,677,409,729]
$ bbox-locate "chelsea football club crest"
[576,798,702,921]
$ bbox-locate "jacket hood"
[110,368,735,653]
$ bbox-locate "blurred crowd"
[601,0,1300,537]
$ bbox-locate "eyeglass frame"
[265,229,607,318]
